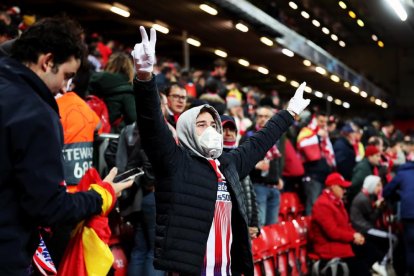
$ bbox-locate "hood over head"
[176,104,223,159]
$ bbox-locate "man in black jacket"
[0,17,131,275]
[334,123,357,181]
[132,26,310,275]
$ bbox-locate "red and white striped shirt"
[202,159,233,276]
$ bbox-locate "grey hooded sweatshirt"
[176,104,223,159]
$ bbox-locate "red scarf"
[223,140,236,148]
[324,189,344,208]
[297,116,335,167]
[256,125,281,160]
[173,113,180,123]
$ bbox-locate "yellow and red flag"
[58,168,115,276]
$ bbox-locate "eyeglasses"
[256,114,271,119]
[168,94,187,101]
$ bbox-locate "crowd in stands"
[2,7,414,276]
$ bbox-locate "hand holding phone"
[113,167,144,183]
[103,167,136,197]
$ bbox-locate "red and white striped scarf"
[297,116,335,167]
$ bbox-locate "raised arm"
[132,27,180,175]
[230,83,310,179]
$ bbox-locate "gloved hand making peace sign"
[131,26,157,80]
[132,26,310,115]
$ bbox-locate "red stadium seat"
[262,257,277,276]
[279,192,305,221]
[254,262,263,276]
[293,216,311,274]
[293,216,309,243]
[254,219,313,276]
[252,226,273,261]
[284,221,301,276]
[269,223,291,276]
[252,226,278,275]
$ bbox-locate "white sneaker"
[372,262,387,276]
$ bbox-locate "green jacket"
[89,72,136,130]
[349,158,374,203]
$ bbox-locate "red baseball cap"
[220,115,237,130]
[325,172,351,188]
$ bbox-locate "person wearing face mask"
[350,175,395,276]
[131,27,310,275]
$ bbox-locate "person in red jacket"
[310,172,370,275]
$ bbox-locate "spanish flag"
[57,168,115,276]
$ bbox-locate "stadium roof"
[8,0,414,117]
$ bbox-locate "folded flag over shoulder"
[57,168,116,276]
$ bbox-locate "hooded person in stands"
[131,26,310,275]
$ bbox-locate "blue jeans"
[254,184,280,226]
[128,192,164,276]
[303,177,323,215]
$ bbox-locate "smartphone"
[113,167,144,183]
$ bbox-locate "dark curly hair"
[11,16,85,67]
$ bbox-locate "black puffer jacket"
[224,147,259,229]
[134,77,293,275]
[240,176,259,228]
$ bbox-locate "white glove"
[287,82,311,116]
[131,26,157,73]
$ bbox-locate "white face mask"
[197,126,223,158]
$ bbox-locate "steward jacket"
[0,57,103,275]
[56,92,101,187]
[134,77,293,275]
